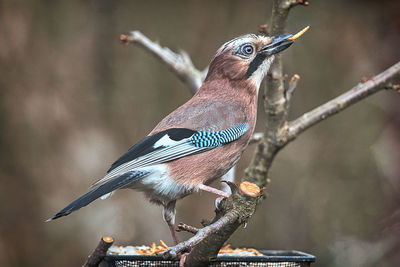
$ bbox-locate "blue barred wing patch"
[190,123,248,148]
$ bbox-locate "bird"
[47,27,309,245]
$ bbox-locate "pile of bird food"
[108,241,263,257]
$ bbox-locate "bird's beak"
[259,26,309,56]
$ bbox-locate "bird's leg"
[162,202,188,267]
[162,201,179,245]
[198,184,231,198]
[168,221,179,246]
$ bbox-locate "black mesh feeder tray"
[101,249,315,267]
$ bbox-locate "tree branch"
[120,31,207,93]
[83,236,114,267]
[287,62,400,141]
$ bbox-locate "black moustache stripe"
[246,53,267,79]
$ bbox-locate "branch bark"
[287,62,400,141]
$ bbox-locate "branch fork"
[161,181,262,266]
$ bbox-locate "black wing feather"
[108,128,196,173]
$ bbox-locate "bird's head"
[205,27,309,89]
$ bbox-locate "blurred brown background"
[1,0,400,266]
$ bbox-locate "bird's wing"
[46,123,248,221]
[92,123,249,187]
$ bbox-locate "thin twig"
[285,74,300,100]
[120,31,207,93]
[287,0,310,8]
[287,61,400,141]
[176,223,199,234]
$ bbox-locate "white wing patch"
[153,134,182,148]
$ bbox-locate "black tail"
[46,170,149,221]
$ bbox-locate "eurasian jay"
[47,28,308,244]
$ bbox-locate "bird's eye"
[241,44,254,56]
